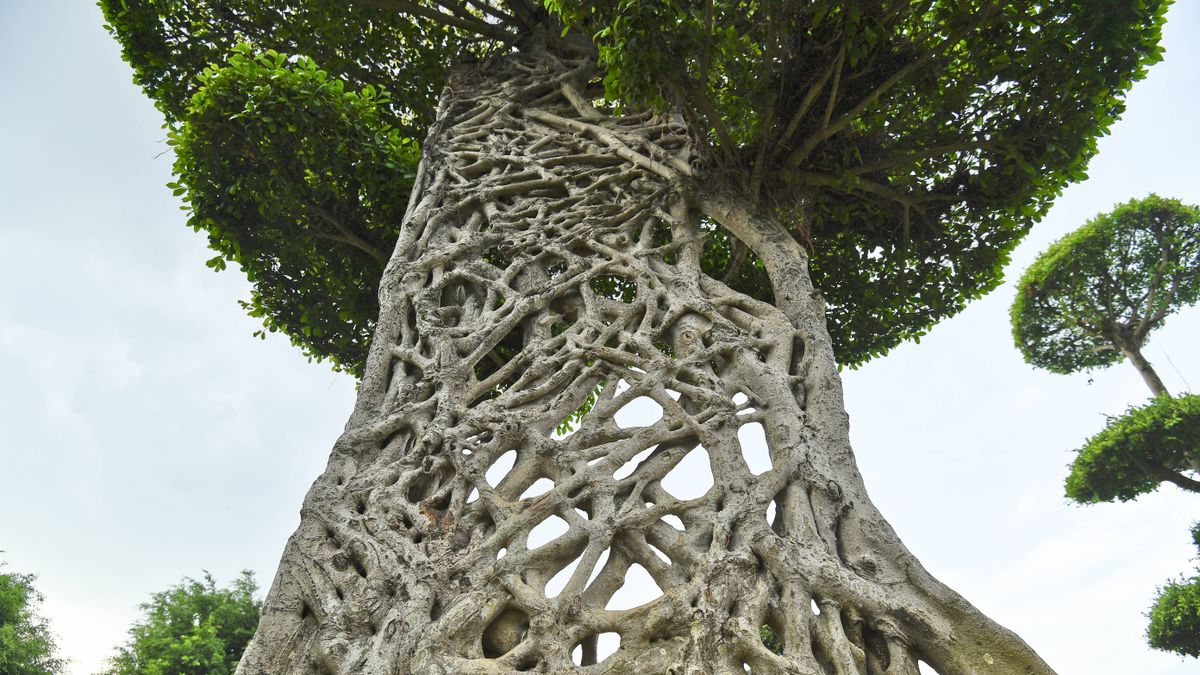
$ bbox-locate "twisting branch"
[523,108,692,180]
[463,0,519,25]
[845,140,993,176]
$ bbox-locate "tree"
[101,1,1168,673]
[102,571,261,675]
[1011,195,1200,503]
[1147,524,1200,659]
[0,562,65,675]
[1012,196,1200,656]
[1012,194,1200,397]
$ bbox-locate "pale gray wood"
[237,41,1054,675]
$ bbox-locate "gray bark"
[236,42,1054,675]
[1116,337,1169,398]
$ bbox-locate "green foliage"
[1147,524,1200,658]
[99,0,461,134]
[102,571,261,675]
[99,0,476,375]
[589,275,638,304]
[0,564,65,675]
[549,0,1169,367]
[1013,195,1200,374]
[556,381,605,436]
[1065,394,1200,504]
[104,0,1170,372]
[760,623,783,654]
[170,47,419,375]
[1149,575,1200,658]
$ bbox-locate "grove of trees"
[99,1,1170,673]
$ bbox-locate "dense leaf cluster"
[100,0,463,134]
[1065,394,1200,504]
[100,0,482,373]
[1012,195,1200,375]
[0,565,64,675]
[1147,524,1200,659]
[1149,575,1200,657]
[549,0,1169,365]
[103,0,1169,372]
[170,48,419,375]
[101,571,261,675]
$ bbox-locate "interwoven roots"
[239,42,1051,675]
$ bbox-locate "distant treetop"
[101,571,261,675]
[1147,523,1200,659]
[1011,194,1200,383]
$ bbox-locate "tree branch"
[1134,239,1177,338]
[785,9,997,170]
[795,171,955,210]
[749,11,779,205]
[1124,446,1200,494]
[668,77,737,164]
[1160,468,1200,494]
[463,0,518,26]
[1115,335,1170,397]
[846,141,992,177]
[523,108,692,180]
[350,0,516,41]
[777,45,844,152]
[721,240,751,285]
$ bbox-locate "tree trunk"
[1117,338,1169,398]
[237,42,1054,675]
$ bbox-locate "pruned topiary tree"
[1012,194,1200,504]
[1148,524,1200,660]
[101,1,1170,672]
[1012,195,1200,397]
[1065,394,1200,504]
[1012,195,1200,658]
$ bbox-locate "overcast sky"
[1,2,1198,674]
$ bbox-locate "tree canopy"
[1147,524,1200,659]
[169,48,419,374]
[1065,393,1200,504]
[102,0,1168,373]
[101,571,261,675]
[1013,196,1200,658]
[1012,194,1200,382]
[0,564,64,675]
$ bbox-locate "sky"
[0,2,1198,674]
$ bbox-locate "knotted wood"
[238,42,1053,675]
